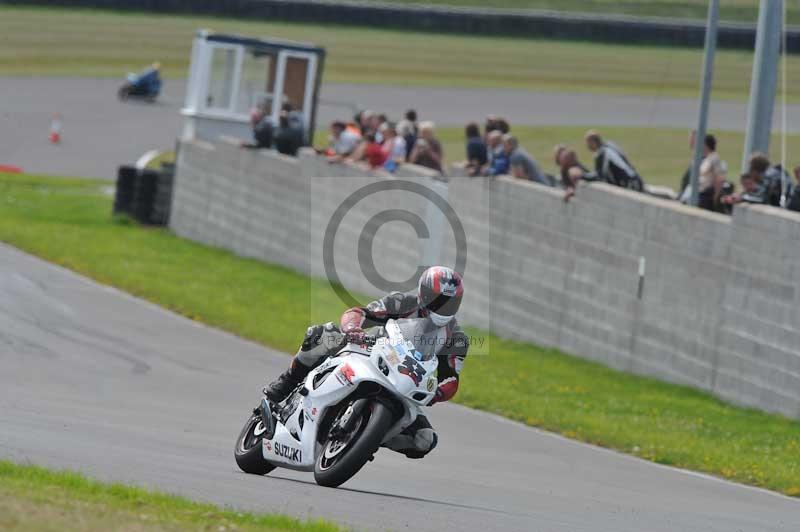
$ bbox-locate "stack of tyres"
[151,165,175,226]
[113,165,174,226]
[132,169,159,223]
[113,166,138,215]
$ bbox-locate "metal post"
[742,0,783,172]
[689,0,720,207]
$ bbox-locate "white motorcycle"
[234,318,442,487]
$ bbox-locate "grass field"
[383,0,800,25]
[0,461,340,532]
[1,6,798,101]
[2,172,799,497]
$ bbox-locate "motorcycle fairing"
[261,319,439,469]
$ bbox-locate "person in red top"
[363,133,387,168]
[264,266,469,458]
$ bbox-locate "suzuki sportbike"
[234,318,442,487]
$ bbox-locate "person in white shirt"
[327,121,361,161]
[380,123,407,172]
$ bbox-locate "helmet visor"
[424,293,461,317]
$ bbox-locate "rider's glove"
[428,387,444,406]
[341,308,366,345]
[343,327,366,345]
[341,308,366,344]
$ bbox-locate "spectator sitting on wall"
[409,121,444,174]
[241,107,273,149]
[397,109,417,136]
[409,139,435,173]
[373,114,388,143]
[345,120,362,138]
[397,109,418,159]
[346,132,381,168]
[282,102,305,138]
[482,130,508,176]
[362,133,387,169]
[380,123,407,172]
[747,152,793,207]
[397,120,416,161]
[504,135,549,185]
[698,155,736,215]
[712,178,736,215]
[787,166,800,212]
[557,146,590,202]
[464,122,487,177]
[485,115,511,135]
[679,134,725,207]
[274,111,303,157]
[484,115,499,136]
[357,110,374,135]
[676,132,736,212]
[557,145,588,184]
[326,120,362,161]
[496,117,510,134]
[722,171,768,207]
[553,144,567,169]
[584,130,644,191]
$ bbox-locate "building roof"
[201,30,326,56]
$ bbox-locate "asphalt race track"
[2,77,799,179]
[1,243,799,532]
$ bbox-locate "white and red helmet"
[418,266,464,326]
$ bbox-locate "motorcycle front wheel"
[314,400,393,488]
[234,411,276,475]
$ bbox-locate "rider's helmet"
[417,266,464,327]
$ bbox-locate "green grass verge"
[144,150,176,171]
[1,172,800,498]
[332,125,799,190]
[0,460,340,532]
[375,0,800,25]
[1,5,798,101]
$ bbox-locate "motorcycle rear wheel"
[234,412,276,475]
[314,400,392,488]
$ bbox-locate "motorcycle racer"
[264,266,469,458]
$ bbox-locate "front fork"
[257,397,276,440]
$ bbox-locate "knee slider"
[414,428,438,453]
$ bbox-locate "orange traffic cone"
[49,113,62,144]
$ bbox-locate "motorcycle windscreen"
[391,318,446,361]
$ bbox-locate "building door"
[273,51,317,139]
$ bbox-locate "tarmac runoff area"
[1,242,799,532]
[2,77,799,179]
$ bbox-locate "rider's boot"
[383,415,438,459]
[264,322,343,403]
[263,360,310,403]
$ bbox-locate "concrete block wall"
[713,206,800,417]
[170,140,800,419]
[171,140,311,274]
